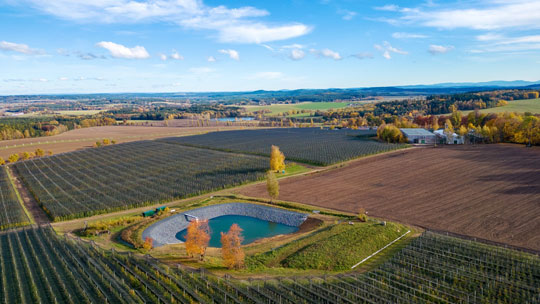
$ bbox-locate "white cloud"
[0,41,43,55]
[392,32,428,39]
[290,49,305,60]
[400,1,540,30]
[471,34,540,53]
[374,4,400,12]
[218,49,239,60]
[217,23,311,44]
[250,72,283,80]
[170,51,183,60]
[428,44,454,55]
[38,78,48,82]
[207,56,216,62]
[96,41,150,59]
[314,48,342,60]
[339,10,357,21]
[159,53,167,61]
[374,41,408,59]
[17,1,311,44]
[58,77,69,81]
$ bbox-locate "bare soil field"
[0,125,254,158]
[237,145,540,251]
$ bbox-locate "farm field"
[238,144,540,251]
[0,125,253,159]
[162,128,406,165]
[461,98,540,115]
[14,141,268,221]
[243,102,350,116]
[0,227,536,303]
[0,167,30,230]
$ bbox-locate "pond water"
[175,215,298,247]
[212,117,254,122]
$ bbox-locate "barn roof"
[400,128,435,137]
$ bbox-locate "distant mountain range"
[397,80,540,89]
[2,80,539,101]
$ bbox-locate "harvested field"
[237,145,540,251]
[0,125,254,158]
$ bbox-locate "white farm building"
[400,128,437,144]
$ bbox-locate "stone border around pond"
[142,203,308,247]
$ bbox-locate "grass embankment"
[247,221,408,272]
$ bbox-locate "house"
[433,129,464,144]
[400,128,437,144]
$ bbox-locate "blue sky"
[0,0,539,94]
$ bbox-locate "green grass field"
[462,98,540,115]
[247,221,408,271]
[244,102,349,117]
[55,110,104,115]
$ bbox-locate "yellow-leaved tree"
[221,224,245,269]
[270,145,285,172]
[185,220,210,261]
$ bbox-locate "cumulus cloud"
[392,32,428,39]
[16,0,311,44]
[96,41,150,59]
[0,41,44,55]
[159,53,168,61]
[218,49,239,60]
[374,41,408,59]
[207,56,216,62]
[170,51,183,60]
[374,4,400,12]
[311,48,342,60]
[428,45,454,55]
[290,49,305,60]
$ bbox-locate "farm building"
[400,128,437,144]
[433,129,465,145]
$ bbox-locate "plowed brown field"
[237,145,540,251]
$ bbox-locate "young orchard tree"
[221,224,245,269]
[358,207,367,222]
[35,148,44,157]
[266,171,279,203]
[143,237,153,250]
[8,154,19,163]
[270,145,285,172]
[185,219,210,261]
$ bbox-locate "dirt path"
[7,166,50,225]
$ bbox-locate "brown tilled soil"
[0,125,255,158]
[237,145,540,251]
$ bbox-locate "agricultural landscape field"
[238,144,540,251]
[0,167,30,230]
[164,128,406,165]
[243,102,350,117]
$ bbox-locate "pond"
[175,215,298,247]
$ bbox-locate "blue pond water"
[176,215,298,247]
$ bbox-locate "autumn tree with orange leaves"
[221,224,245,269]
[185,220,210,261]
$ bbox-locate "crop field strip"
[0,228,537,304]
[160,128,406,166]
[0,167,30,230]
[238,144,540,251]
[13,140,268,221]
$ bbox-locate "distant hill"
[398,80,540,89]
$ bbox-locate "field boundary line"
[5,166,34,225]
[351,230,410,269]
